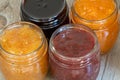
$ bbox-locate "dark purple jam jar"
[20,0,69,39]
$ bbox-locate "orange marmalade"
[0,22,48,80]
[70,0,119,53]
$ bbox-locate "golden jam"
[70,0,119,53]
[0,22,48,80]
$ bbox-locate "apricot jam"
[0,22,48,80]
[70,0,119,53]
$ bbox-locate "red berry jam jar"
[20,0,69,39]
[49,24,100,80]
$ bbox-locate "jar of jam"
[21,0,69,39]
[0,22,48,80]
[70,0,119,54]
[49,24,100,80]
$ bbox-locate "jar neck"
[49,49,100,69]
[0,38,48,66]
[21,3,69,29]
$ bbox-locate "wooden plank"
[100,34,120,80]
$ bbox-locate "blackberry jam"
[21,0,69,39]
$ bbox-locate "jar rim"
[49,24,100,62]
[71,0,118,23]
[21,1,69,29]
[21,0,66,21]
[0,21,45,57]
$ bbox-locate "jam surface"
[53,28,95,57]
[22,0,65,19]
[0,25,42,55]
[74,0,115,20]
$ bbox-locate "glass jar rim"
[21,0,67,21]
[71,0,118,23]
[21,1,69,29]
[0,21,45,57]
[49,24,100,62]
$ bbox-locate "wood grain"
[0,0,120,80]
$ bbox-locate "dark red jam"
[53,28,95,57]
[49,24,100,80]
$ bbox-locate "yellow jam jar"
[0,22,48,80]
[70,0,119,54]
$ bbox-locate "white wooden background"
[0,0,120,80]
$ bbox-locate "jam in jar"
[0,22,48,80]
[21,0,69,39]
[70,0,119,53]
[49,24,100,80]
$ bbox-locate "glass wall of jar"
[49,24,100,80]
[0,22,48,80]
[70,0,119,54]
[20,0,69,40]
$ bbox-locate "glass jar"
[20,0,69,40]
[0,22,48,80]
[49,24,100,80]
[70,0,119,54]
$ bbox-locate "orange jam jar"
[70,0,119,53]
[0,22,48,80]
